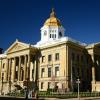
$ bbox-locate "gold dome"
[44,9,62,26]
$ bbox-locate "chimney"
[0,48,3,54]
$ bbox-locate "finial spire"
[50,8,56,17]
[16,38,18,42]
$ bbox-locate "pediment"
[6,40,29,54]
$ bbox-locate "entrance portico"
[2,39,39,93]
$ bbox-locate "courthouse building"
[0,9,100,94]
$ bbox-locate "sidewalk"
[45,97,100,100]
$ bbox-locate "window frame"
[55,53,59,61]
[41,82,44,89]
[48,67,51,77]
[55,66,59,77]
[41,68,45,78]
[48,54,52,62]
[42,56,45,63]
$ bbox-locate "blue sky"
[0,0,100,51]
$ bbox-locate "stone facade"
[0,9,100,94]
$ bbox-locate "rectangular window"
[55,34,56,38]
[3,63,5,69]
[48,55,52,62]
[41,68,45,78]
[55,53,59,61]
[42,56,45,63]
[55,82,58,86]
[41,82,44,89]
[48,82,51,89]
[52,30,54,32]
[55,66,59,77]
[48,67,51,77]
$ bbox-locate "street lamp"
[76,78,80,100]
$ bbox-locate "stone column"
[11,58,16,82]
[8,58,11,92]
[92,67,95,82]
[66,46,69,91]
[91,55,95,82]
[11,58,14,82]
[30,62,33,81]
[6,59,9,81]
[27,54,30,80]
[0,58,2,80]
[24,55,27,81]
[26,55,28,79]
[9,59,12,81]
[34,60,36,82]
[12,57,16,82]
[91,54,96,92]
[18,56,21,81]
[8,59,10,81]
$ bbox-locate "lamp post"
[76,78,80,100]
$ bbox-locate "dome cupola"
[44,8,62,27]
[39,9,65,44]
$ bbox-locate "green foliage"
[6,89,25,97]
[6,90,100,99]
[38,91,100,98]
[20,89,25,95]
